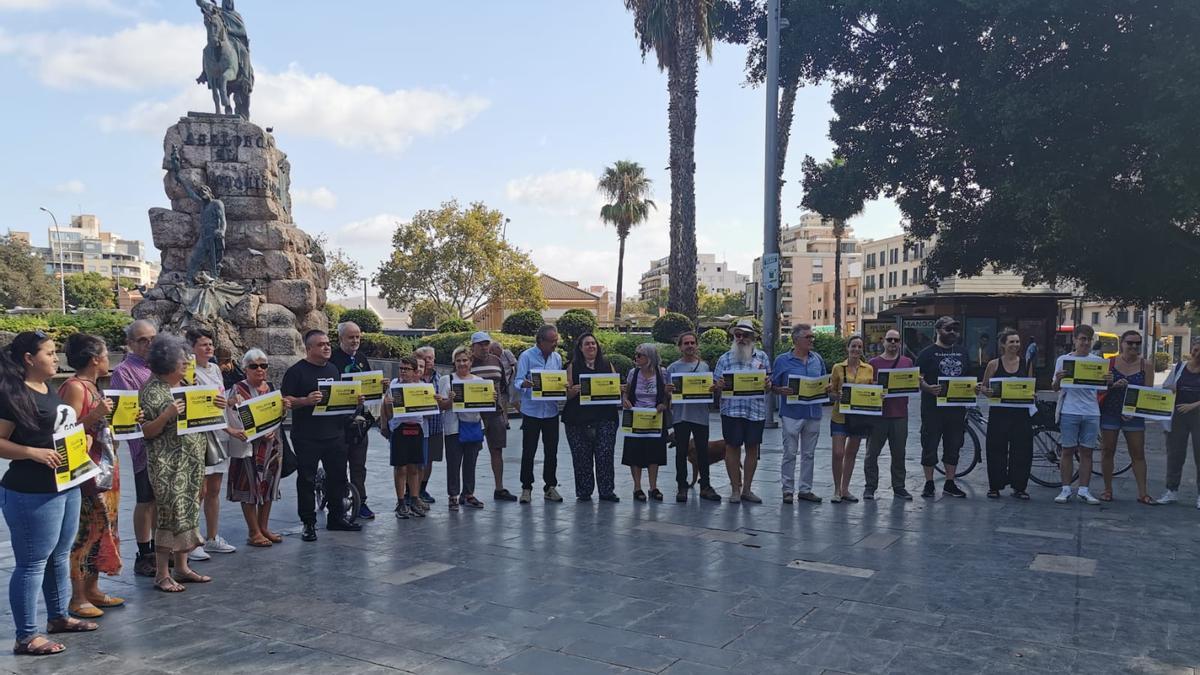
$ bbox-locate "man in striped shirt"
[470,332,518,501]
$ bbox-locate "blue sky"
[0,0,902,297]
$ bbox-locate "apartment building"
[638,253,748,301]
[754,213,863,327]
[16,214,160,287]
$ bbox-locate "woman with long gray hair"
[621,343,671,501]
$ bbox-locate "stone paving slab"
[1,407,1199,673]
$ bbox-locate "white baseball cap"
[470,331,492,344]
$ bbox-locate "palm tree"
[599,161,657,322]
[801,156,871,336]
[624,0,721,320]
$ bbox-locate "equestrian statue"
[196,0,254,119]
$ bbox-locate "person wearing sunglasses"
[865,329,913,500]
[108,319,159,577]
[1052,324,1109,505]
[770,324,827,504]
[979,329,1033,499]
[224,350,291,546]
[713,319,772,503]
[1098,330,1156,504]
[916,316,971,498]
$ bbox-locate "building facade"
[806,261,862,334]
[638,253,748,301]
[16,214,160,287]
[474,274,613,330]
[752,213,863,328]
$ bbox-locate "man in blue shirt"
[770,323,826,504]
[515,325,564,504]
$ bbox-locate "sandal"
[634,489,647,502]
[449,497,459,512]
[463,495,484,508]
[649,488,664,502]
[1099,490,1114,502]
[1137,494,1159,506]
[46,617,98,634]
[263,531,283,544]
[12,635,65,656]
[85,594,125,608]
[1013,490,1031,500]
[173,570,212,584]
[987,490,1001,499]
[154,576,185,593]
[68,604,103,619]
[246,536,272,547]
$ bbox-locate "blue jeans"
[0,486,80,641]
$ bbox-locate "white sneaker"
[519,489,532,504]
[544,486,563,502]
[1159,489,1179,504]
[1054,488,1073,504]
[204,535,237,554]
[1077,489,1100,506]
[188,547,211,562]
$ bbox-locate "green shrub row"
[0,311,132,348]
[359,333,413,359]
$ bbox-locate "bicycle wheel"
[933,422,981,477]
[341,483,362,523]
[314,467,328,511]
[1093,435,1133,477]
[1029,428,1063,488]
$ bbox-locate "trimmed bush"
[502,309,543,336]
[437,317,473,334]
[359,333,412,359]
[1155,351,1170,372]
[0,311,131,348]
[657,343,681,366]
[609,335,642,359]
[609,353,634,376]
[339,308,381,334]
[700,327,729,347]
[700,342,727,367]
[556,309,598,348]
[652,312,694,344]
[417,331,533,364]
[323,303,347,326]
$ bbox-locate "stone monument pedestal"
[133,112,328,374]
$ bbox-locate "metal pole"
[762,0,782,427]
[362,278,368,310]
[39,207,67,313]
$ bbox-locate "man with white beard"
[713,320,773,503]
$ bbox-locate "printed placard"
[787,374,830,404]
[531,369,568,401]
[936,377,978,407]
[1122,385,1175,420]
[579,373,621,406]
[452,378,497,412]
[1061,357,1108,389]
[313,380,361,416]
[103,389,143,440]
[183,354,196,386]
[838,383,884,416]
[877,368,920,398]
[53,424,99,492]
[236,389,286,441]
[988,377,1036,409]
[721,370,767,399]
[671,373,713,404]
[170,385,227,435]
[620,407,663,437]
[342,370,385,409]
[390,382,439,417]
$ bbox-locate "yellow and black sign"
[53,424,99,492]
[236,389,285,441]
[671,373,713,403]
[877,368,920,398]
[531,369,568,400]
[787,374,830,404]
[937,377,978,407]
[452,378,497,412]
[314,380,362,416]
[171,385,227,435]
[390,382,438,416]
[620,407,663,437]
[103,388,143,440]
[579,373,621,406]
[988,377,1036,408]
[839,384,884,416]
[1122,385,1175,420]
[1061,357,1108,389]
[721,370,767,399]
[343,370,385,406]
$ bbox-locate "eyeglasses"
[885,338,900,343]
[399,366,415,372]
[133,336,154,344]
[733,332,752,339]
[246,363,269,370]
[941,327,960,333]
[1125,341,1142,347]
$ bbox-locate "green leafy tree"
[698,285,748,317]
[652,311,695,344]
[312,233,363,298]
[598,160,656,322]
[438,318,473,334]
[502,309,544,336]
[408,298,449,330]
[556,309,598,350]
[801,156,870,336]
[339,308,381,334]
[323,302,347,326]
[63,272,116,310]
[787,1,1200,305]
[375,200,546,320]
[0,234,57,310]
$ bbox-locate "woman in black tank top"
[980,330,1034,499]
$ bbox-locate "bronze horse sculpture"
[197,0,253,119]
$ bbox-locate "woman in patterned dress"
[223,348,288,547]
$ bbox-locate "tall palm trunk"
[667,0,699,320]
[615,233,628,322]
[834,220,843,336]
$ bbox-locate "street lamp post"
[360,277,368,310]
[38,207,67,313]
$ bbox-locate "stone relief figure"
[196,0,254,118]
[170,146,227,282]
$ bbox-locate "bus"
[1055,326,1119,359]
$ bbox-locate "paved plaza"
[2,407,1199,674]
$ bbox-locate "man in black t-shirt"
[330,321,376,520]
[282,329,363,542]
[916,316,972,499]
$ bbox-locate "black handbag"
[280,430,298,478]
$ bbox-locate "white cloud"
[292,186,338,210]
[0,21,199,89]
[505,169,600,219]
[334,213,402,248]
[0,0,137,16]
[54,179,85,194]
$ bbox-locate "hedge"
[359,333,412,359]
[608,353,634,376]
[323,303,347,326]
[437,317,473,333]
[652,312,694,344]
[339,308,381,333]
[501,309,543,336]
[0,312,131,348]
[1155,351,1170,372]
[417,331,534,364]
[556,309,597,348]
[700,327,729,347]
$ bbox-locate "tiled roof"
[541,274,599,301]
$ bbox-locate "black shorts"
[134,468,155,504]
[920,406,967,468]
[721,415,765,448]
[390,425,427,467]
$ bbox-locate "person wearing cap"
[514,325,565,504]
[769,323,826,504]
[713,319,772,503]
[916,316,972,498]
[469,332,517,502]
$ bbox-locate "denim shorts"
[1100,413,1146,432]
[830,418,870,439]
[1060,413,1100,448]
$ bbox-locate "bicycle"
[314,466,362,524]
[1029,408,1134,488]
[933,407,986,478]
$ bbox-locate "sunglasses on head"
[246,363,269,370]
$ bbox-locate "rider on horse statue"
[196,0,255,119]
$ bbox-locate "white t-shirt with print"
[1056,353,1102,417]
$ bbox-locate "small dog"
[667,430,726,486]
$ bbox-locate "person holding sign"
[281,330,363,542]
[770,324,827,505]
[416,346,444,506]
[442,347,487,510]
[108,318,158,578]
[382,356,447,519]
[621,344,671,501]
[469,333,518,503]
[0,332,101,654]
[713,320,772,503]
[139,335,212,592]
[1052,324,1109,505]
[563,334,621,502]
[515,325,565,504]
[667,331,720,502]
[829,336,875,503]
[979,330,1034,499]
[916,317,972,498]
[1098,331,1156,504]
[864,329,914,501]
[1159,339,1200,507]
[59,334,125,620]
[186,327,235,561]
[331,320,378,521]
[224,349,290,547]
